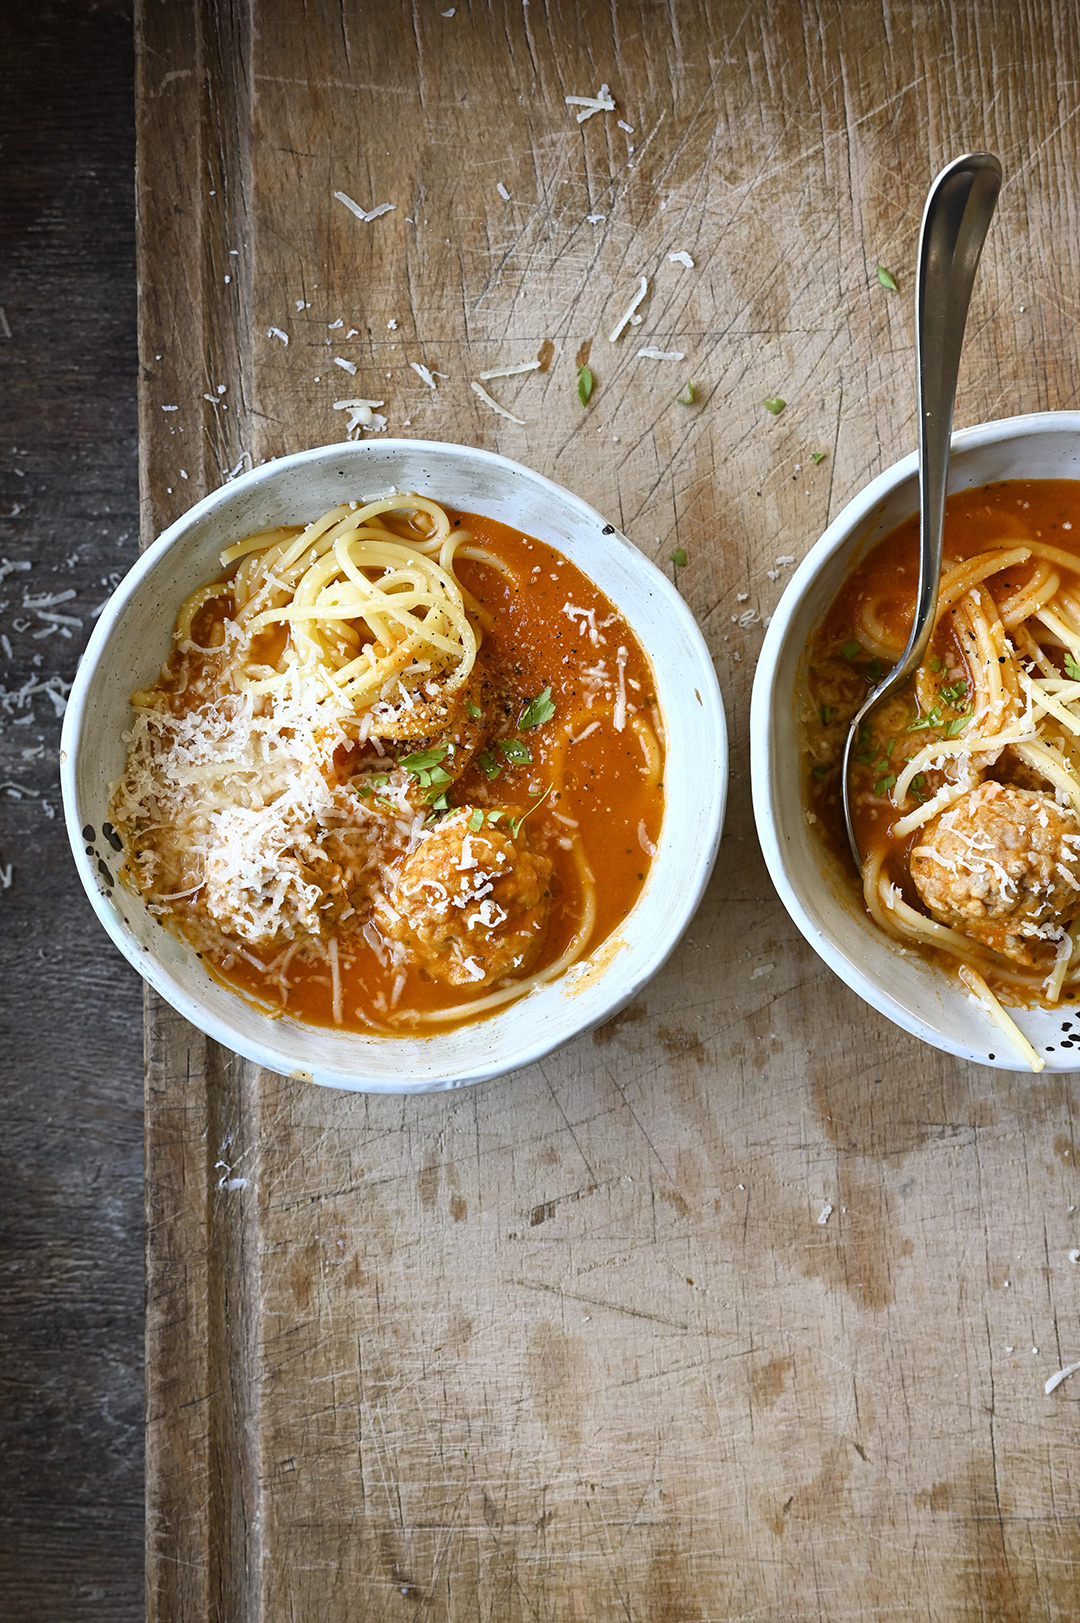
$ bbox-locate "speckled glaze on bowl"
[752,412,1080,1072]
[61,440,727,1093]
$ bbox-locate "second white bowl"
[751,411,1080,1072]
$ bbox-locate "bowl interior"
[752,413,1080,1071]
[62,441,727,1092]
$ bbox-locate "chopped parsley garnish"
[466,700,482,719]
[876,265,898,291]
[865,657,883,684]
[819,703,835,725]
[509,784,552,836]
[874,773,896,796]
[519,687,555,730]
[498,737,532,765]
[928,656,942,672]
[841,639,862,661]
[577,365,594,407]
[812,764,829,781]
[670,547,688,568]
[1065,652,1080,681]
[476,747,502,780]
[399,743,449,778]
[909,772,927,803]
[427,789,450,813]
[907,706,940,732]
[764,396,786,415]
[675,381,695,406]
[939,678,968,705]
[810,451,826,465]
[942,710,972,738]
[467,808,485,832]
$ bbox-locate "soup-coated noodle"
[111,496,664,1033]
[804,479,1080,1071]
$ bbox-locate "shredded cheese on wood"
[565,84,616,122]
[609,277,648,342]
[333,191,396,222]
[470,381,525,424]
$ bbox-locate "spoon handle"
[911,152,1003,675]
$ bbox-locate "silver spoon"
[842,152,1003,867]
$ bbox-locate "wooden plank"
[0,3,144,1618]
[136,1,1080,1617]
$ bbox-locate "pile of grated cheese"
[111,657,420,951]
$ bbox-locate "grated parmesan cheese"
[478,359,542,380]
[267,327,289,345]
[333,398,387,437]
[470,381,525,425]
[334,191,396,222]
[637,347,685,361]
[668,250,694,268]
[411,361,446,389]
[565,84,616,123]
[609,276,648,342]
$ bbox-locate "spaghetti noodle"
[111,495,664,1033]
[805,479,1080,1069]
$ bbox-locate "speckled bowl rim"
[61,439,727,1092]
[751,411,1080,1072]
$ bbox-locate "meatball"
[375,808,553,986]
[910,782,1080,963]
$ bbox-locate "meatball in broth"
[910,783,1080,965]
[375,809,553,987]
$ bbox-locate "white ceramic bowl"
[61,440,727,1093]
[752,411,1080,1072]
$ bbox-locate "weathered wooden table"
[137,2,1080,1617]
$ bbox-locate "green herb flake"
[764,396,786,415]
[1065,652,1080,681]
[909,772,927,803]
[928,656,942,672]
[467,808,485,832]
[428,789,450,814]
[485,810,504,826]
[509,784,553,837]
[675,381,695,406]
[942,710,973,739]
[874,773,896,796]
[812,764,829,782]
[519,686,556,730]
[399,743,449,776]
[465,700,482,719]
[841,639,862,661]
[819,704,835,725]
[865,658,884,684]
[810,451,827,465]
[670,547,688,569]
[876,265,899,291]
[577,365,594,407]
[477,748,502,780]
[498,738,533,765]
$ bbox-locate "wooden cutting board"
[136,2,1080,1617]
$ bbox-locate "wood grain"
[0,4,143,1617]
[137,1,1080,1617]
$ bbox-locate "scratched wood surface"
[137,1,1080,1617]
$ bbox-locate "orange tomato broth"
[806,478,1080,895]
[216,511,664,1032]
